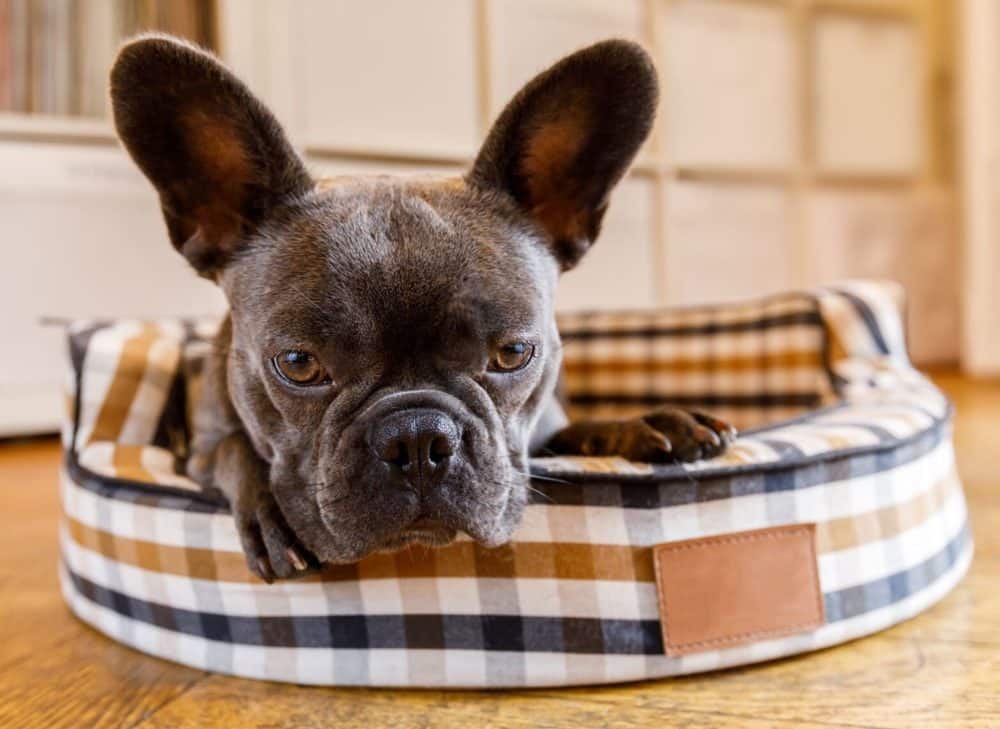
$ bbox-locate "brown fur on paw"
[233,488,316,582]
[545,409,736,464]
[641,408,737,462]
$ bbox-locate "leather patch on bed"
[653,525,824,657]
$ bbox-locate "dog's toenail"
[287,548,307,571]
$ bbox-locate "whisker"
[509,463,573,486]
[524,472,573,485]
[525,484,554,504]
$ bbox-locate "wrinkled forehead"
[229,177,558,343]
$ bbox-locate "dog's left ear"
[468,39,658,271]
[110,34,313,278]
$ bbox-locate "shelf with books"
[0,0,218,128]
[0,112,116,145]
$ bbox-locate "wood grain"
[139,680,850,729]
[0,438,81,672]
[0,372,997,728]
[0,631,205,729]
[0,437,206,729]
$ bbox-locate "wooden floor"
[1,372,997,728]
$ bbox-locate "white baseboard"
[0,384,63,438]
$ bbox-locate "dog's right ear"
[110,34,312,278]
[468,39,657,272]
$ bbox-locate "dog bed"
[59,280,970,688]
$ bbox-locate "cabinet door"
[295,0,480,159]
[556,176,658,312]
[813,13,923,175]
[0,143,225,435]
[664,181,795,306]
[659,0,796,170]
[807,189,957,363]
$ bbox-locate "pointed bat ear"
[468,39,658,271]
[110,34,313,277]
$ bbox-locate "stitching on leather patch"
[652,525,825,657]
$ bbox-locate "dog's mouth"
[376,519,458,551]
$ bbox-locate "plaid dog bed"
[58,280,971,687]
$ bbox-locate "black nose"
[369,409,460,491]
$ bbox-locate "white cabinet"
[665,181,795,306]
[296,0,480,159]
[807,189,957,364]
[556,177,658,312]
[659,0,796,170]
[0,143,226,435]
[813,13,923,175]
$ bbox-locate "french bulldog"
[109,34,735,582]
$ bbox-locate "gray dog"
[110,34,735,581]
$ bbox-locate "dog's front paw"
[233,486,316,583]
[545,409,736,463]
[639,408,737,462]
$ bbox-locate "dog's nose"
[369,409,460,491]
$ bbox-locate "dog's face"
[110,35,657,562]
[216,179,565,561]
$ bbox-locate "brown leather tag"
[652,524,824,657]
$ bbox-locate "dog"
[109,34,735,582]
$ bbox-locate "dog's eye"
[489,342,535,373]
[272,350,331,387]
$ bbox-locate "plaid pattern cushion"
[558,291,838,430]
[57,280,971,687]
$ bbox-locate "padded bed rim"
[63,399,953,506]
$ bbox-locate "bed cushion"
[58,280,970,687]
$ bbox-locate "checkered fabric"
[58,280,971,687]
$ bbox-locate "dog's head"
[110,35,657,562]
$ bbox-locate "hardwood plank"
[539,629,1000,729]
[0,628,206,729]
[0,578,81,673]
[0,438,81,670]
[136,677,856,729]
[0,439,208,728]
[931,372,1000,491]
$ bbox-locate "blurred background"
[1,0,996,436]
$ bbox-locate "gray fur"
[111,35,732,581]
